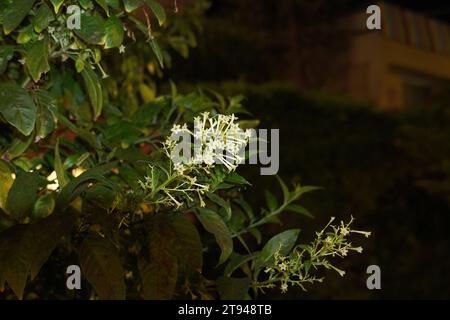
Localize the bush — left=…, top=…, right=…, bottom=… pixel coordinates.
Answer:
left=0, top=1, right=369, bottom=300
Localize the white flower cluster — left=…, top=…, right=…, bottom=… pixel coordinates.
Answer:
left=258, top=216, right=371, bottom=293
left=164, top=112, right=251, bottom=174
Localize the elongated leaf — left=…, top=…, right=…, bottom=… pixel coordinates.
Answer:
left=254, top=229, right=300, bottom=271
left=196, top=208, right=233, bottom=265
left=0, top=83, right=37, bottom=136
left=54, top=139, right=68, bottom=188
left=145, top=0, right=166, bottom=26
left=206, top=192, right=231, bottom=221
left=234, top=198, right=255, bottom=222
left=264, top=190, right=278, bottom=212
left=293, top=185, right=323, bottom=198
left=217, top=276, right=250, bottom=300
left=81, top=67, right=103, bottom=120
left=285, top=204, right=314, bottom=218
left=6, top=171, right=40, bottom=219
left=276, top=175, right=290, bottom=202
left=35, top=101, right=55, bottom=140
left=226, top=172, right=251, bottom=186
left=149, top=38, right=164, bottom=68
left=2, top=0, right=36, bottom=34
left=224, top=253, right=259, bottom=277
left=79, top=234, right=125, bottom=300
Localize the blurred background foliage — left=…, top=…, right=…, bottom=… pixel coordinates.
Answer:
left=164, top=0, right=450, bottom=299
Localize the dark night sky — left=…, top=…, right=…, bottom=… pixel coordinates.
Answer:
left=371, top=0, right=450, bottom=22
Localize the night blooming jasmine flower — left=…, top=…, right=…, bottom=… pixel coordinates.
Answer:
left=256, top=216, right=371, bottom=293
left=278, top=262, right=288, bottom=272
left=141, top=113, right=250, bottom=209
left=164, top=112, right=251, bottom=174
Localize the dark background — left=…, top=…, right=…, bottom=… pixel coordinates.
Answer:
left=165, top=0, right=450, bottom=299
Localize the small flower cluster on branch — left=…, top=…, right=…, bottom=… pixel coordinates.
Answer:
left=164, top=112, right=251, bottom=174
left=256, top=216, right=371, bottom=293
left=140, top=113, right=250, bottom=209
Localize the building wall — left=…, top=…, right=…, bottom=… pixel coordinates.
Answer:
left=346, top=2, right=450, bottom=110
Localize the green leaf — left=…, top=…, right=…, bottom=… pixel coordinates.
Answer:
left=217, top=276, right=250, bottom=300
left=106, top=0, right=120, bottom=9
left=2, top=0, right=36, bottom=35
left=27, top=39, right=50, bottom=82
left=123, top=0, right=142, bottom=12
left=54, top=139, right=68, bottom=189
left=56, top=170, right=111, bottom=211
left=95, top=0, right=109, bottom=14
left=226, top=172, right=251, bottom=186
left=32, top=4, right=54, bottom=33
left=75, top=57, right=85, bottom=73
left=0, top=45, right=14, bottom=74
left=276, top=176, right=290, bottom=202
left=224, top=253, right=259, bottom=277
left=32, top=194, right=55, bottom=219
left=104, top=15, right=124, bottom=49
left=49, top=0, right=64, bottom=13
left=234, top=198, right=255, bottom=222
left=6, top=172, right=40, bottom=220
left=285, top=204, right=314, bottom=218
left=293, top=185, right=322, bottom=199
left=0, top=83, right=37, bottom=136
left=149, top=37, right=164, bottom=68
left=145, top=0, right=166, bottom=26
left=264, top=190, right=278, bottom=212
left=249, top=227, right=262, bottom=244
left=81, top=67, right=103, bottom=120
left=35, top=100, right=55, bottom=140
left=254, top=229, right=300, bottom=271
left=196, top=208, right=233, bottom=265
left=206, top=192, right=231, bottom=221
left=5, top=133, right=34, bottom=159
left=79, top=234, right=125, bottom=300
left=16, top=25, right=36, bottom=44
left=78, top=0, right=94, bottom=10
left=55, top=111, right=101, bottom=149
left=74, top=14, right=106, bottom=45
